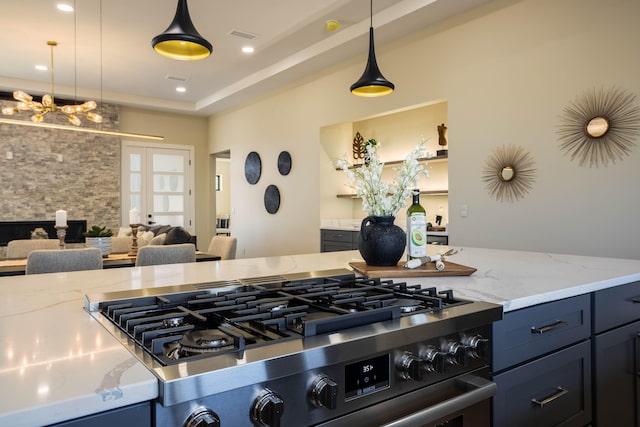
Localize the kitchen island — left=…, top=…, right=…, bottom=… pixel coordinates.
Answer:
left=1, top=247, right=640, bottom=426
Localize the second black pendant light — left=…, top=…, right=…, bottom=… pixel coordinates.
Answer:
left=152, top=0, right=212, bottom=61
left=350, top=0, right=394, bottom=97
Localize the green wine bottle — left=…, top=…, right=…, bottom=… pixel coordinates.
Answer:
left=406, top=189, right=427, bottom=260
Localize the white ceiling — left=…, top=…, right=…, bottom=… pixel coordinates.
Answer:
left=0, top=0, right=492, bottom=115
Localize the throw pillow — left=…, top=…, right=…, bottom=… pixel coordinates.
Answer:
left=150, top=233, right=167, bottom=245
left=165, top=227, right=192, bottom=245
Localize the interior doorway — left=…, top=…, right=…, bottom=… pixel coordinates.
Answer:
left=213, top=150, right=231, bottom=235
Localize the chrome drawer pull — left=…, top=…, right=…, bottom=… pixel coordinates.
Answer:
left=531, top=387, right=568, bottom=407
left=632, top=297, right=640, bottom=303
left=531, top=320, right=567, bottom=334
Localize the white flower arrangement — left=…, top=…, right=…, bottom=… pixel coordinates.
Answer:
left=336, top=137, right=431, bottom=217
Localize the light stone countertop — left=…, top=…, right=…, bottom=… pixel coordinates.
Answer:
left=1, top=247, right=640, bottom=426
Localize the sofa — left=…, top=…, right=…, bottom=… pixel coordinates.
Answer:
left=112, top=225, right=197, bottom=254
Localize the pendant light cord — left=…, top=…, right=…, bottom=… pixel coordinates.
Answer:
left=73, top=0, right=77, bottom=102
left=370, top=0, right=373, bottom=27
left=99, top=0, right=104, bottom=123
left=49, top=43, right=55, bottom=101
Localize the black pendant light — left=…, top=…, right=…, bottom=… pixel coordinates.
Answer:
left=152, top=0, right=212, bottom=61
left=350, top=0, right=394, bottom=97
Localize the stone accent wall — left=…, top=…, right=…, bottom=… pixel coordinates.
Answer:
left=0, top=102, right=122, bottom=246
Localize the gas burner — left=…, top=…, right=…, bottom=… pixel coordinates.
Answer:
left=163, top=317, right=185, bottom=328
left=393, top=299, right=423, bottom=314
left=180, top=330, right=232, bottom=352
left=165, top=330, right=236, bottom=361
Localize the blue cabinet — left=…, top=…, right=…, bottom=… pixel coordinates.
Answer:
left=592, top=280, right=640, bottom=426
left=50, top=402, right=151, bottom=427
left=491, top=294, right=592, bottom=426
left=321, top=229, right=358, bottom=252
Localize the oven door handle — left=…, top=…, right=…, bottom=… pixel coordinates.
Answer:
left=380, top=375, right=497, bottom=427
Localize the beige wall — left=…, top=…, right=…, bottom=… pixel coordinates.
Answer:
left=119, top=107, right=211, bottom=247
left=208, top=0, right=640, bottom=259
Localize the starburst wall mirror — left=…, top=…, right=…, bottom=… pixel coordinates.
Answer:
left=557, top=86, right=640, bottom=167
left=482, top=144, right=536, bottom=203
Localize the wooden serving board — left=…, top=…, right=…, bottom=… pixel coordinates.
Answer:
left=349, top=260, right=476, bottom=278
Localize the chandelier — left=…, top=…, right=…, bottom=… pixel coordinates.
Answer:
left=1, top=41, right=102, bottom=126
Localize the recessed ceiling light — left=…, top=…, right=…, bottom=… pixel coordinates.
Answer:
left=35, top=65, right=48, bottom=71
left=242, top=46, right=254, bottom=54
left=176, top=87, right=187, bottom=93
left=56, top=4, right=74, bottom=12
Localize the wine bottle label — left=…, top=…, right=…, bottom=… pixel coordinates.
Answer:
left=407, top=213, right=427, bottom=258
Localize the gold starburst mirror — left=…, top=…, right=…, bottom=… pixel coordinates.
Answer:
left=557, top=86, right=640, bottom=167
left=482, top=145, right=535, bottom=203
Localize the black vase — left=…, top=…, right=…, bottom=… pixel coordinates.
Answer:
left=358, top=216, right=406, bottom=266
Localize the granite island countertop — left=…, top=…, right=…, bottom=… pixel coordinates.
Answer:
left=2, top=247, right=640, bottom=426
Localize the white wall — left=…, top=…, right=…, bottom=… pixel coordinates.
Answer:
left=209, top=0, right=640, bottom=260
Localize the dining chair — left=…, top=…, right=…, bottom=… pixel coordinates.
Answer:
left=7, top=239, right=60, bottom=259
left=25, top=248, right=103, bottom=274
left=134, top=243, right=196, bottom=267
left=207, top=236, right=237, bottom=260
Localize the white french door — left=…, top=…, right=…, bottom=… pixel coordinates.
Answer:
left=121, top=142, right=195, bottom=232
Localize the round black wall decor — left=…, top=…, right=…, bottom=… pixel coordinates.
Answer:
left=277, top=151, right=292, bottom=176
left=244, top=151, right=262, bottom=184
left=264, top=185, right=281, bottom=214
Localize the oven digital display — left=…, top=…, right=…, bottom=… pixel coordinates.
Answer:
left=344, top=354, right=390, bottom=400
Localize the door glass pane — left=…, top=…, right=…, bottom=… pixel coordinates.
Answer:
left=130, top=154, right=141, bottom=171
left=130, top=194, right=141, bottom=211
left=154, top=195, right=184, bottom=212
left=153, top=154, right=184, bottom=173
left=153, top=175, right=183, bottom=192
left=154, top=215, right=184, bottom=227
left=130, top=173, right=141, bottom=192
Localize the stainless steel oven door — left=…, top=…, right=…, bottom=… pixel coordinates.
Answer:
left=316, top=373, right=496, bottom=427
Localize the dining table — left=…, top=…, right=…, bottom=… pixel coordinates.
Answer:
left=0, top=251, right=220, bottom=276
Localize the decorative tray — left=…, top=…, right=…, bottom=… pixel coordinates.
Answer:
left=349, top=260, right=476, bottom=278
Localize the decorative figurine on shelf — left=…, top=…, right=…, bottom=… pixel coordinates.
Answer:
left=352, top=133, right=378, bottom=165
left=352, top=132, right=365, bottom=163
left=437, top=123, right=448, bottom=157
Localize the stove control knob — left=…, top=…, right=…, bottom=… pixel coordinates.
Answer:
left=252, top=389, right=284, bottom=427
left=462, top=334, right=489, bottom=359
left=184, top=408, right=220, bottom=427
left=421, top=346, right=445, bottom=373
left=310, top=375, right=338, bottom=409
left=445, top=341, right=466, bottom=366
left=397, top=351, right=423, bottom=380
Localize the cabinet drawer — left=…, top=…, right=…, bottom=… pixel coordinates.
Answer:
left=593, top=280, right=640, bottom=333
left=492, top=294, right=591, bottom=372
left=321, top=230, right=357, bottom=244
left=492, top=340, right=591, bottom=427
left=322, top=242, right=355, bottom=252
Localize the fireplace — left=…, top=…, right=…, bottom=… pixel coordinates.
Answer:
left=0, top=220, right=87, bottom=246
